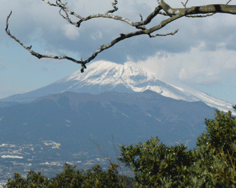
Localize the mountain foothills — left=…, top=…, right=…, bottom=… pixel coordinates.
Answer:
left=2, top=61, right=234, bottom=113
left=0, top=61, right=234, bottom=183
left=0, top=90, right=215, bottom=154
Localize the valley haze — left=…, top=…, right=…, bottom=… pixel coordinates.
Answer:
left=1, top=0, right=236, bottom=186
left=0, top=61, right=234, bottom=184
left=1, top=61, right=234, bottom=113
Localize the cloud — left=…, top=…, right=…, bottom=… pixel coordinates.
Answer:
left=132, top=42, right=236, bottom=85
left=90, top=31, right=103, bottom=41
left=1, top=0, right=236, bottom=63
left=1, top=0, right=236, bottom=103
left=62, top=24, right=80, bottom=40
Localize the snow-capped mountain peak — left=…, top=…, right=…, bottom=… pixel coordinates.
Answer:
left=62, top=61, right=156, bottom=85
left=2, top=60, right=235, bottom=114
left=57, top=60, right=235, bottom=113
left=56, top=61, right=198, bottom=101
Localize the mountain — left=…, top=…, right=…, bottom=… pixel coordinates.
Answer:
left=0, top=61, right=231, bottom=179
left=0, top=90, right=217, bottom=178
left=1, top=61, right=234, bottom=113
left=0, top=91, right=215, bottom=158
left=0, top=101, right=19, bottom=109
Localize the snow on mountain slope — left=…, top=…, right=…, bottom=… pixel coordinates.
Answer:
left=1, top=60, right=234, bottom=114
left=56, top=60, right=234, bottom=113
left=57, top=61, right=198, bottom=101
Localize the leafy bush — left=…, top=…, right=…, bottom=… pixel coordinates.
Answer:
left=119, top=110, right=236, bottom=187
left=5, top=110, right=236, bottom=187
left=5, top=163, right=127, bottom=188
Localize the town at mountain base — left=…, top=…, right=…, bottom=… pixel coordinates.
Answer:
left=0, top=61, right=234, bottom=182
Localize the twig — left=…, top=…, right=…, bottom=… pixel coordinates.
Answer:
left=5, top=11, right=87, bottom=72
left=186, top=13, right=215, bottom=18
left=6, top=5, right=177, bottom=72
left=181, top=0, right=189, bottom=8
left=226, top=0, right=232, bottom=5
left=106, top=0, right=118, bottom=14
left=43, top=0, right=134, bottom=28
left=89, top=139, right=112, bottom=164
left=110, top=135, right=125, bottom=174
left=148, top=29, right=178, bottom=38
left=6, top=0, right=236, bottom=72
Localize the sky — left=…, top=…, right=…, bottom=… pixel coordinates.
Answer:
left=0, top=0, right=236, bottom=104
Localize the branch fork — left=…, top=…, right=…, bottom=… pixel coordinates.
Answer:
left=6, top=0, right=236, bottom=72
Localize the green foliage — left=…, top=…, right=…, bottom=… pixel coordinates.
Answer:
left=188, top=111, right=236, bottom=187
left=4, top=170, right=51, bottom=188
left=204, top=111, right=236, bottom=153
left=5, top=163, right=127, bottom=188
left=119, top=110, right=236, bottom=187
left=233, top=105, right=236, bottom=110
left=4, top=110, right=236, bottom=187
left=119, top=137, right=194, bottom=187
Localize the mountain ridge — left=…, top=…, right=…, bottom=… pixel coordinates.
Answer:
left=1, top=61, right=234, bottom=113
left=0, top=90, right=218, bottom=178
left=0, top=90, right=215, bottom=151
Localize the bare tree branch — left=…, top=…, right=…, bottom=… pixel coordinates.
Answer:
left=180, top=0, right=214, bottom=18
left=181, top=0, right=189, bottom=8
left=185, top=13, right=215, bottom=18
left=89, top=138, right=113, bottom=165
left=157, top=0, right=236, bottom=16
left=43, top=0, right=134, bottom=28
left=6, top=11, right=87, bottom=72
left=227, top=0, right=232, bottom=5
left=105, top=0, right=118, bottom=14
left=5, top=0, right=236, bottom=72
left=148, top=29, right=179, bottom=38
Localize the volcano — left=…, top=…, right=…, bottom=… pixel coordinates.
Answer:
left=1, top=61, right=234, bottom=113
left=0, top=61, right=234, bottom=176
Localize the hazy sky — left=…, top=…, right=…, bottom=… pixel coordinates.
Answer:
left=0, top=0, right=236, bottom=104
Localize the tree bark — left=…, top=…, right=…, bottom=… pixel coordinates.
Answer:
left=5, top=0, right=236, bottom=72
